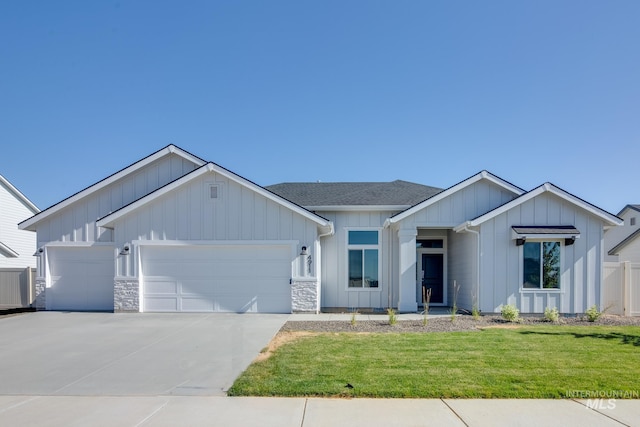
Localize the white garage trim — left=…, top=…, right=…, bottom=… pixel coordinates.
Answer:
left=137, top=241, right=297, bottom=313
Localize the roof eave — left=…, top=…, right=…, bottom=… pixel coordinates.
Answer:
left=19, top=145, right=205, bottom=231
left=97, top=163, right=332, bottom=229
left=0, top=175, right=40, bottom=214
left=388, top=171, right=525, bottom=225
left=306, top=205, right=411, bottom=212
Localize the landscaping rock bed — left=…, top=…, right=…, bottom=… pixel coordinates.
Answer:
left=280, top=314, right=640, bottom=334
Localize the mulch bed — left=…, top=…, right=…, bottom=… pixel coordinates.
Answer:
left=280, top=314, right=640, bottom=334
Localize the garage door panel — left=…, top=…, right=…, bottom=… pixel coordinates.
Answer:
left=142, top=245, right=292, bottom=313
left=181, top=297, right=214, bottom=312
left=145, top=280, right=179, bottom=294
left=144, top=297, right=179, bottom=312
left=48, top=247, right=114, bottom=311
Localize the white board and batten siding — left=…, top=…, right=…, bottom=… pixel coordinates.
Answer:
left=318, top=210, right=395, bottom=309
left=478, top=192, right=605, bottom=314
left=35, top=154, right=198, bottom=246
left=110, top=171, right=320, bottom=313
left=400, top=180, right=518, bottom=228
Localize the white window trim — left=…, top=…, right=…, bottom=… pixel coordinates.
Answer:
left=519, top=238, right=564, bottom=293
left=345, top=227, right=382, bottom=292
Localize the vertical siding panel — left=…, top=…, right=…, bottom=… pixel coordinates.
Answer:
left=226, top=182, right=240, bottom=240
left=134, top=173, right=146, bottom=200
left=189, top=181, right=201, bottom=240
left=158, top=158, right=171, bottom=186
left=241, top=189, right=254, bottom=240
left=164, top=195, right=176, bottom=240
left=266, top=201, right=279, bottom=240
left=279, top=208, right=292, bottom=240
left=533, top=197, right=547, bottom=224
left=176, top=188, right=189, bottom=240
left=253, top=196, right=266, bottom=240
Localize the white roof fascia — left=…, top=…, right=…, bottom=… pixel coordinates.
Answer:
left=97, top=163, right=331, bottom=229
left=0, top=175, right=39, bottom=214
left=306, top=205, right=411, bottom=212
left=0, top=241, right=20, bottom=258
left=19, top=145, right=205, bottom=231
left=385, top=171, right=525, bottom=227
left=461, top=183, right=623, bottom=229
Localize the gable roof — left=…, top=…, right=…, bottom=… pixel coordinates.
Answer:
left=454, top=182, right=623, bottom=232
left=617, top=204, right=640, bottom=216
left=19, top=145, right=205, bottom=231
left=0, top=175, right=40, bottom=214
left=385, top=171, right=525, bottom=226
left=265, top=180, right=443, bottom=209
left=608, top=228, right=640, bottom=255
left=97, top=162, right=333, bottom=232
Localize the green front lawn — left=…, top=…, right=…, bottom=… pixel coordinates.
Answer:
left=228, top=326, right=640, bottom=398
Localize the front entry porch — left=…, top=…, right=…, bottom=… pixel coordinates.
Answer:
left=398, top=228, right=452, bottom=312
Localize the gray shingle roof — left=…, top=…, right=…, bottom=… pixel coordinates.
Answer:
left=265, top=180, right=443, bottom=207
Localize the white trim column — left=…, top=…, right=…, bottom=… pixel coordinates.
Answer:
left=398, top=228, right=418, bottom=312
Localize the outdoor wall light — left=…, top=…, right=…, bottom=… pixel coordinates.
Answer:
left=516, top=237, right=526, bottom=246
left=565, top=236, right=576, bottom=246
left=119, top=245, right=130, bottom=256
left=33, top=247, right=44, bottom=256
left=300, top=246, right=308, bottom=256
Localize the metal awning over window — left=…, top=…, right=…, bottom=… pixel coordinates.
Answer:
left=511, top=225, right=580, bottom=246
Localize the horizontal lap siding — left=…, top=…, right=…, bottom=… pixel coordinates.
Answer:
left=0, top=184, right=37, bottom=269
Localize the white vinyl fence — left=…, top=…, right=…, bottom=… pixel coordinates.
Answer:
left=603, top=262, right=640, bottom=316
left=0, top=267, right=35, bottom=309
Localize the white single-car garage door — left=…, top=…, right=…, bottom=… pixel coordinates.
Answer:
left=142, top=244, right=292, bottom=313
left=48, top=246, right=115, bottom=311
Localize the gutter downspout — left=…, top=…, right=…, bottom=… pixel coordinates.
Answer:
left=456, top=222, right=480, bottom=310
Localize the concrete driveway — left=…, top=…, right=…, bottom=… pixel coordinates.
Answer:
left=0, top=312, right=288, bottom=396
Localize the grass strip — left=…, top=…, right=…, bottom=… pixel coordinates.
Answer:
left=228, top=326, right=640, bottom=398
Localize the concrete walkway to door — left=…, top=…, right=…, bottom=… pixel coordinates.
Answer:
left=0, top=312, right=288, bottom=396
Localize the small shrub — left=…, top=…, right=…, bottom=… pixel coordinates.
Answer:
left=544, top=307, right=559, bottom=323
left=471, top=292, right=480, bottom=320
left=585, top=305, right=602, bottom=322
left=350, top=310, right=358, bottom=326
left=501, top=304, right=519, bottom=322
left=422, top=288, right=431, bottom=326
left=387, top=308, right=397, bottom=326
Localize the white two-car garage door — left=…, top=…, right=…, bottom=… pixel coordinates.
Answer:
left=142, top=245, right=292, bottom=313
left=48, top=246, right=115, bottom=311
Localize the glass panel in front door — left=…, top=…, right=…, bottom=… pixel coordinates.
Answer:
left=422, top=253, right=444, bottom=304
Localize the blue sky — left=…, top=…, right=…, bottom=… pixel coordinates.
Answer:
left=1, top=1, right=638, bottom=214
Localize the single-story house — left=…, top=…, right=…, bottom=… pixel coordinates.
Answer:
left=605, top=205, right=640, bottom=263
left=19, top=145, right=622, bottom=314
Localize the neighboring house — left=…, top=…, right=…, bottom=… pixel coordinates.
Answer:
left=0, top=175, right=39, bottom=269
left=19, top=145, right=622, bottom=314
left=605, top=205, right=640, bottom=262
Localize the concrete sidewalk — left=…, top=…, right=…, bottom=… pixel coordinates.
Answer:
left=1, top=396, right=638, bottom=426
